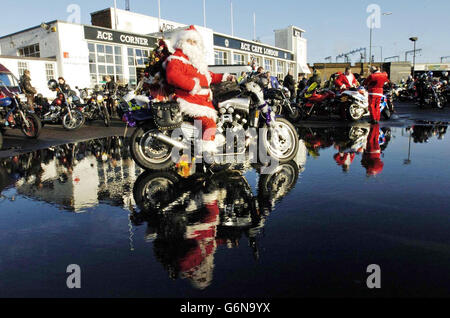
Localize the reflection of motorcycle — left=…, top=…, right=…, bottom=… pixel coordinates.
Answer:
left=409, top=123, right=447, bottom=143
left=131, top=161, right=299, bottom=288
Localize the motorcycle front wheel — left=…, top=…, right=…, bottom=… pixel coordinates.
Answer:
left=21, top=113, right=42, bottom=139
left=62, top=110, right=85, bottom=130
left=130, top=127, right=175, bottom=170
left=287, top=105, right=301, bottom=123
left=102, top=106, right=111, bottom=127
left=133, top=170, right=180, bottom=212
left=261, top=117, right=299, bottom=164
left=347, top=103, right=364, bottom=121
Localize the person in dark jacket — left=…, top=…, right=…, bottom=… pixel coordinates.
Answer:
left=19, top=70, right=37, bottom=109
left=283, top=70, right=296, bottom=100
left=104, top=75, right=117, bottom=116
left=307, top=68, right=321, bottom=87
left=57, top=77, right=71, bottom=94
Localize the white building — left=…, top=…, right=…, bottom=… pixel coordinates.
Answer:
left=0, top=7, right=309, bottom=98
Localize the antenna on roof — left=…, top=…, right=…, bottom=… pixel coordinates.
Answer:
left=125, top=0, right=130, bottom=11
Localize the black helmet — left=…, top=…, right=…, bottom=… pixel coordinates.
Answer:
left=48, top=79, right=58, bottom=91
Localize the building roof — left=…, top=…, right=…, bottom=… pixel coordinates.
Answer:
left=0, top=20, right=58, bottom=39
left=0, top=55, right=57, bottom=61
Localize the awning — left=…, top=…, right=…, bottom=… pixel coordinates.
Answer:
left=298, top=63, right=311, bottom=74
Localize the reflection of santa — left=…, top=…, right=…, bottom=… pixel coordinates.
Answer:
left=361, top=124, right=384, bottom=176
left=334, top=152, right=356, bottom=172
left=179, top=190, right=222, bottom=290
left=164, top=25, right=231, bottom=153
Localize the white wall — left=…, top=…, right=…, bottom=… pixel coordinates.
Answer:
left=55, top=22, right=91, bottom=90
left=0, top=57, right=57, bottom=98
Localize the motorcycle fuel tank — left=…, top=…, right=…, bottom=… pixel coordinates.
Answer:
left=218, top=97, right=250, bottom=113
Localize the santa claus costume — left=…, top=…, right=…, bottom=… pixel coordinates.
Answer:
left=164, top=25, right=229, bottom=153
left=361, top=124, right=384, bottom=176
left=335, top=71, right=358, bottom=90
left=365, top=67, right=389, bottom=123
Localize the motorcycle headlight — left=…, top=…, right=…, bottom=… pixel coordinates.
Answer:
left=97, top=95, right=104, bottom=102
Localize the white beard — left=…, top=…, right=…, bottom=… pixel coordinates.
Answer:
left=178, top=41, right=209, bottom=76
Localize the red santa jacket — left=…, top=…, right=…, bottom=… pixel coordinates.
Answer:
left=165, top=49, right=226, bottom=121
left=365, top=71, right=389, bottom=95
left=335, top=73, right=358, bottom=89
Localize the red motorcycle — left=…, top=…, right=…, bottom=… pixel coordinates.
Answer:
left=293, top=82, right=338, bottom=121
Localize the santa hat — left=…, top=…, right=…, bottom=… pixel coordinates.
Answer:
left=173, top=25, right=204, bottom=50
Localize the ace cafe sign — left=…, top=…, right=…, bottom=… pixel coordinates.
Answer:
left=84, top=26, right=156, bottom=47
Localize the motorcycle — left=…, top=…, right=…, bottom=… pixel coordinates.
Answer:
left=338, top=86, right=392, bottom=121
left=36, top=80, right=85, bottom=130
left=0, top=80, right=42, bottom=139
left=125, top=73, right=300, bottom=171
left=264, top=85, right=300, bottom=121
left=80, top=89, right=111, bottom=127
left=417, top=76, right=446, bottom=109
left=293, top=82, right=337, bottom=121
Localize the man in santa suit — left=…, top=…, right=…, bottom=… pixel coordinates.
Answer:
left=361, top=124, right=384, bottom=176
left=365, top=66, right=389, bottom=124
left=335, top=67, right=359, bottom=91
left=164, top=25, right=232, bottom=153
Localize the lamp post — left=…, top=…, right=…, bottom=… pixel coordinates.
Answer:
left=409, top=37, right=418, bottom=76
left=369, top=12, right=391, bottom=69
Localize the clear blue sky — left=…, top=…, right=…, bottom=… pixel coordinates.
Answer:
left=2, top=0, right=450, bottom=63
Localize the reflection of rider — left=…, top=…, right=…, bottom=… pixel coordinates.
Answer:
left=361, top=124, right=384, bottom=176
left=334, top=152, right=356, bottom=172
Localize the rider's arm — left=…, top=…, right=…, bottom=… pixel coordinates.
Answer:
left=165, top=60, right=198, bottom=91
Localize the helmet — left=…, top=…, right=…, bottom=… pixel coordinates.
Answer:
left=48, top=79, right=58, bottom=90
left=54, top=98, right=62, bottom=106
left=442, top=71, right=448, bottom=77
left=427, top=71, right=433, bottom=78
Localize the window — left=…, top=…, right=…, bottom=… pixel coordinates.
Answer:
left=18, top=61, right=29, bottom=76
left=288, top=63, right=295, bottom=76
left=233, top=53, right=245, bottom=65
left=18, top=43, right=40, bottom=57
left=264, top=59, right=275, bottom=73
left=45, top=63, right=55, bottom=81
left=88, top=42, right=123, bottom=86
left=277, top=61, right=286, bottom=79
left=127, top=48, right=150, bottom=86
left=214, top=50, right=229, bottom=65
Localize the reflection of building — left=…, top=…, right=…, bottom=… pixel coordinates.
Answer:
left=0, top=7, right=309, bottom=97
left=14, top=141, right=142, bottom=212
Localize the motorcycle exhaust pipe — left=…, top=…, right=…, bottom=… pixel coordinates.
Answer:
left=149, top=131, right=189, bottom=150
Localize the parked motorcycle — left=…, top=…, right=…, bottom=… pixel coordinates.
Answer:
left=264, top=85, right=300, bottom=121
left=338, top=86, right=391, bottom=121
left=0, top=80, right=42, bottom=139
left=126, top=73, right=299, bottom=170
left=293, top=82, right=337, bottom=121
left=80, top=89, right=111, bottom=127
left=36, top=79, right=85, bottom=130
